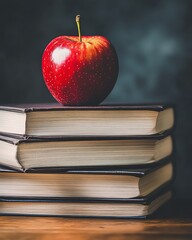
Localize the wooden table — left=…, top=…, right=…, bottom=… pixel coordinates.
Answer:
left=0, top=199, right=192, bottom=240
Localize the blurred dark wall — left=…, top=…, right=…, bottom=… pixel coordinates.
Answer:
left=0, top=0, right=192, bottom=197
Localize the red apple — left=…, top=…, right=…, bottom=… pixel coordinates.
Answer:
left=42, top=15, right=118, bottom=105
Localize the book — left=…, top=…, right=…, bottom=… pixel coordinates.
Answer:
left=0, top=161, right=173, bottom=199
left=0, top=189, right=172, bottom=218
left=0, top=103, right=174, bottom=137
left=0, top=133, right=173, bottom=171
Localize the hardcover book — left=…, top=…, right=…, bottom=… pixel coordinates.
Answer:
left=0, top=103, right=174, bottom=137
left=0, top=161, right=173, bottom=199
left=0, top=188, right=172, bottom=218
left=0, top=133, right=173, bottom=171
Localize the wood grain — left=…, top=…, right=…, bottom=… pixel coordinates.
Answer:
left=0, top=199, right=192, bottom=240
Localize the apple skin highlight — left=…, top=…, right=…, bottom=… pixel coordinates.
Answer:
left=42, top=35, right=119, bottom=105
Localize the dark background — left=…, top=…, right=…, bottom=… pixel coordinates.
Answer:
left=0, top=0, right=192, bottom=198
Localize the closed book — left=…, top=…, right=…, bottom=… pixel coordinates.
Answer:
left=0, top=133, right=173, bottom=171
left=0, top=188, right=172, bottom=218
left=0, top=161, right=173, bottom=199
left=0, top=103, right=174, bottom=137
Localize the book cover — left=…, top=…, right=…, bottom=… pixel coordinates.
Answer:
left=0, top=130, right=172, bottom=143
left=0, top=103, right=173, bottom=113
left=0, top=157, right=172, bottom=175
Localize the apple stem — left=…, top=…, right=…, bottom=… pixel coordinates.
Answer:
left=76, top=15, right=82, bottom=42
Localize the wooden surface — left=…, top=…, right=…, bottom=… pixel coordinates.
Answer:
left=0, top=199, right=192, bottom=240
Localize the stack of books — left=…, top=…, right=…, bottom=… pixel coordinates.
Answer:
left=0, top=103, right=174, bottom=218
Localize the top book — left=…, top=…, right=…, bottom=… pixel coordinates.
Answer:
left=0, top=103, right=174, bottom=137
